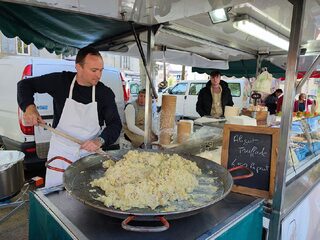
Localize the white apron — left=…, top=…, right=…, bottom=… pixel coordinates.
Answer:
left=45, top=77, right=100, bottom=188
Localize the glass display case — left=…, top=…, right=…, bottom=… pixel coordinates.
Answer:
left=287, top=116, right=320, bottom=181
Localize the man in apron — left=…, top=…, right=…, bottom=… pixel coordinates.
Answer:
left=123, top=89, right=157, bottom=148
left=17, top=47, right=122, bottom=188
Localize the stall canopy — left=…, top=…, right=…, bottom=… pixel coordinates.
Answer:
left=192, top=59, right=286, bottom=78
left=0, top=1, right=146, bottom=55
left=279, top=71, right=320, bottom=80
left=107, top=42, right=229, bottom=69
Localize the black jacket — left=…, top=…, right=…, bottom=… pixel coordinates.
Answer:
left=17, top=71, right=122, bottom=147
left=196, top=80, right=234, bottom=117
left=264, top=93, right=278, bottom=115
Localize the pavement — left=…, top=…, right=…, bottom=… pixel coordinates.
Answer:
left=0, top=185, right=30, bottom=240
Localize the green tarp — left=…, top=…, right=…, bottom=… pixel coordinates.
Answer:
left=192, top=59, right=286, bottom=78
left=0, top=2, right=145, bottom=55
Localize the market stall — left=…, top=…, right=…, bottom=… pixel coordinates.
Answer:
left=1, top=1, right=320, bottom=240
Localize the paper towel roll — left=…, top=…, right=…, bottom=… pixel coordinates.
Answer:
left=159, top=95, right=177, bottom=144
left=161, top=95, right=176, bottom=115
left=177, top=120, right=193, bottom=143
left=160, top=95, right=176, bottom=129
left=159, top=129, right=173, bottom=145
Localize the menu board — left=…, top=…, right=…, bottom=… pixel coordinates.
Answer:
left=222, top=124, right=279, bottom=198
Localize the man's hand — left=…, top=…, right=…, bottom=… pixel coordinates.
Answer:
left=23, top=104, right=45, bottom=126
left=80, top=138, right=102, bottom=152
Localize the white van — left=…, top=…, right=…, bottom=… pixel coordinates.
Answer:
left=159, top=78, right=251, bottom=119
left=0, top=56, right=125, bottom=169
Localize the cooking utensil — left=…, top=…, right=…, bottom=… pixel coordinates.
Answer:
left=0, top=151, right=25, bottom=201
left=38, top=123, right=109, bottom=157
left=64, top=149, right=235, bottom=232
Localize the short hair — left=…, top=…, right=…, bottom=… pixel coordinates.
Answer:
left=139, top=89, right=146, bottom=94
left=210, top=71, right=221, bottom=78
left=76, top=47, right=102, bottom=66
left=275, top=89, right=283, bottom=94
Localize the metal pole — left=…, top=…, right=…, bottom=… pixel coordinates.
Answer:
left=130, top=22, right=158, bottom=99
left=268, top=0, right=305, bottom=239
left=182, top=65, right=186, bottom=80
left=296, top=54, right=320, bottom=93
left=144, top=27, right=154, bottom=148
left=255, top=54, right=262, bottom=77
left=163, top=50, right=167, bottom=82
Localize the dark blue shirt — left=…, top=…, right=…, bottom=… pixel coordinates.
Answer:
left=298, top=102, right=305, bottom=112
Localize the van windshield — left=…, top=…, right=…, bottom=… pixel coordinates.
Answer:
left=189, top=83, right=206, bottom=95
left=171, top=83, right=188, bottom=95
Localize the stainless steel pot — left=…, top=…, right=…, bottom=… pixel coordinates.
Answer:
left=0, top=151, right=25, bottom=201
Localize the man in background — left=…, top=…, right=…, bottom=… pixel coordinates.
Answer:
left=124, top=89, right=157, bottom=147
left=196, top=71, right=233, bottom=118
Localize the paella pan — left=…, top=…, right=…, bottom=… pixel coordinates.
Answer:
left=63, top=149, right=236, bottom=232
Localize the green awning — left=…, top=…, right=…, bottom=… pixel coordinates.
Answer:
left=0, top=2, right=145, bottom=55
left=192, top=59, right=286, bottom=78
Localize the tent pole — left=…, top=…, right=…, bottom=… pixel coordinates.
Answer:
left=296, top=54, right=320, bottom=93
left=143, top=27, right=154, bottom=148
left=182, top=65, right=186, bottom=80
left=268, top=0, right=305, bottom=239
left=130, top=22, right=158, bottom=99
left=163, top=48, right=167, bottom=83
left=255, top=55, right=262, bottom=77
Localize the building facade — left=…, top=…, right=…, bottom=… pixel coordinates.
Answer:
left=0, top=32, right=140, bottom=74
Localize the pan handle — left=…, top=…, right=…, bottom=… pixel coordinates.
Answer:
left=228, top=166, right=254, bottom=180
left=121, top=215, right=170, bottom=232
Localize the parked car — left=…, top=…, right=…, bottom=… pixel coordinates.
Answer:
left=0, top=56, right=125, bottom=176
left=157, top=78, right=251, bottom=119
left=126, top=80, right=141, bottom=103
left=120, top=71, right=141, bottom=103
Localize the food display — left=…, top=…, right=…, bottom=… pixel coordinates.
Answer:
left=241, top=105, right=268, bottom=126
left=247, top=105, right=268, bottom=112
left=289, top=116, right=320, bottom=165
left=91, top=150, right=218, bottom=211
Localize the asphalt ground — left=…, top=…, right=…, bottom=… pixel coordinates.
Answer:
left=0, top=185, right=31, bottom=240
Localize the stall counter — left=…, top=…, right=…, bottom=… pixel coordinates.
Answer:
left=29, top=190, right=263, bottom=240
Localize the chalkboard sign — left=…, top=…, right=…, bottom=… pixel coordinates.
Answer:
left=222, top=124, right=279, bottom=198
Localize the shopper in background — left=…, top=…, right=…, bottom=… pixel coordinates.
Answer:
left=196, top=71, right=233, bottom=118
left=265, top=89, right=283, bottom=115
left=276, top=95, right=284, bottom=114
left=294, top=93, right=317, bottom=112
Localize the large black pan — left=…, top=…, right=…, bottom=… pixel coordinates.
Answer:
left=63, top=149, right=236, bottom=232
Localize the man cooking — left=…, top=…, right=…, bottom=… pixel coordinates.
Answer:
left=196, top=71, right=234, bottom=118
left=17, top=47, right=122, bottom=188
